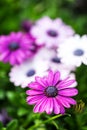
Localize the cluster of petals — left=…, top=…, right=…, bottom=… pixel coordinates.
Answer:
left=26, top=70, right=78, bottom=114
left=9, top=47, right=77, bottom=88
left=0, top=16, right=79, bottom=115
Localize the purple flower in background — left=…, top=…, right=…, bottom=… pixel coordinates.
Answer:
left=26, top=70, right=78, bottom=114
left=0, top=32, right=34, bottom=65
left=21, top=20, right=33, bottom=32
left=0, top=109, right=12, bottom=126
left=30, top=16, right=75, bottom=48
left=27, top=35, right=40, bottom=54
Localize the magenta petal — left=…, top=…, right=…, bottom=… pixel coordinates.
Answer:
left=40, top=77, right=48, bottom=87
left=33, top=96, right=47, bottom=113
left=47, top=70, right=54, bottom=86
left=2, top=56, right=9, bottom=62
left=16, top=52, right=24, bottom=64
left=29, top=82, right=44, bottom=90
left=27, top=95, right=44, bottom=105
left=55, top=96, right=65, bottom=114
left=0, top=51, right=10, bottom=61
left=45, top=98, right=53, bottom=114
left=59, top=104, right=65, bottom=114
left=58, top=88, right=78, bottom=97
left=17, top=50, right=25, bottom=59
left=53, top=98, right=60, bottom=114
left=35, top=76, right=47, bottom=87
left=39, top=98, right=48, bottom=113
left=62, top=97, right=77, bottom=105
left=26, top=90, right=43, bottom=95
left=53, top=71, right=60, bottom=86
left=9, top=53, right=16, bottom=65
left=56, top=96, right=70, bottom=108
left=57, top=80, right=75, bottom=90
left=58, top=77, right=70, bottom=85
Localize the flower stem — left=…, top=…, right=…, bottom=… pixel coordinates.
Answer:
left=27, top=114, right=62, bottom=130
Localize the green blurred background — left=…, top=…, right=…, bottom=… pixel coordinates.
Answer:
left=0, top=0, right=87, bottom=130
left=0, top=0, right=87, bottom=35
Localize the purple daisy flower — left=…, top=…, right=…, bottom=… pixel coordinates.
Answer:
left=0, top=32, right=34, bottom=65
left=0, top=109, right=12, bottom=126
left=21, top=20, right=33, bottom=32
left=26, top=70, right=78, bottom=114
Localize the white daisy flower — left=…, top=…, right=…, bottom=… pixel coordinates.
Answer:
left=35, top=47, right=76, bottom=79
left=58, top=35, right=87, bottom=67
left=9, top=58, right=48, bottom=88
left=30, top=16, right=74, bottom=48
left=34, top=47, right=56, bottom=61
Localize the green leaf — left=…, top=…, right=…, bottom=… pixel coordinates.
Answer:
left=17, top=108, right=28, bottom=116
left=7, top=119, right=18, bottom=130
left=0, top=122, right=3, bottom=128
left=0, top=90, right=5, bottom=99
left=82, top=126, right=87, bottom=130
left=19, top=127, right=25, bottom=130
left=1, top=128, right=6, bottom=130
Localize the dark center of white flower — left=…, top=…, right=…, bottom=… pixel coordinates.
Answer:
left=47, top=30, right=58, bottom=37
left=45, top=86, right=58, bottom=97
left=26, top=69, right=35, bottom=77
left=73, top=49, right=84, bottom=56
left=9, top=42, right=19, bottom=51
left=51, top=57, right=61, bottom=63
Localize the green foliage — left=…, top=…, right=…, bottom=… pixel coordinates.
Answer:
left=6, top=120, right=18, bottom=130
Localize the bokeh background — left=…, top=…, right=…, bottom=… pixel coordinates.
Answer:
left=0, top=0, right=87, bottom=130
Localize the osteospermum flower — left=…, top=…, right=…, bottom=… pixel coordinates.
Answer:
left=0, top=109, right=12, bottom=126
left=0, top=32, right=34, bottom=65
left=48, top=57, right=76, bottom=79
left=9, top=59, right=48, bottom=88
left=30, top=16, right=75, bottom=48
left=21, top=20, right=33, bottom=32
left=58, top=35, right=87, bottom=66
left=35, top=47, right=76, bottom=79
left=26, top=70, right=78, bottom=114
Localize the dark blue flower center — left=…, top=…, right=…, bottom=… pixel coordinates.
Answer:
left=26, top=69, right=35, bottom=77
left=45, top=86, right=58, bottom=97
left=9, top=42, right=19, bottom=51
left=51, top=57, right=61, bottom=63
left=73, top=49, right=84, bottom=56
left=47, top=30, right=58, bottom=37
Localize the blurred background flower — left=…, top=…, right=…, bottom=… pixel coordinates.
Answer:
left=0, top=109, right=12, bottom=126
left=30, top=16, right=74, bottom=48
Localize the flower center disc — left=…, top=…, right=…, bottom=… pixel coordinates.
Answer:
left=51, top=57, right=61, bottom=63
left=26, top=69, right=35, bottom=77
left=47, top=30, right=58, bottom=37
left=73, top=49, right=84, bottom=56
left=9, top=42, right=19, bottom=51
left=45, top=86, right=58, bottom=97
